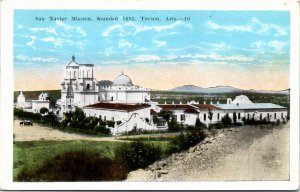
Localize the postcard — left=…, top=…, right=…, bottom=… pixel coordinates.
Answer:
left=0, top=0, right=299, bottom=190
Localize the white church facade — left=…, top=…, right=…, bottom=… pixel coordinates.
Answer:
left=15, top=56, right=289, bottom=135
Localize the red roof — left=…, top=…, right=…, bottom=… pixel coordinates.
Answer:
left=84, top=103, right=150, bottom=111
left=192, top=104, right=221, bottom=110
left=184, top=108, right=199, bottom=114
left=157, top=104, right=197, bottom=110
left=150, top=109, right=158, bottom=115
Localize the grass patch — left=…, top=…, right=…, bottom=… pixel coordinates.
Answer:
left=13, top=140, right=123, bottom=180
left=13, top=140, right=170, bottom=181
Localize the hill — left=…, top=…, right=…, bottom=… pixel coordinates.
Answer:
left=170, top=85, right=289, bottom=95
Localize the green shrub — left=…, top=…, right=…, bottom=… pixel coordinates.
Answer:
left=115, top=141, right=162, bottom=171
left=221, top=113, right=232, bottom=125
left=167, top=130, right=207, bottom=154
left=168, top=118, right=180, bottom=132
left=94, top=125, right=111, bottom=135
left=16, top=151, right=127, bottom=181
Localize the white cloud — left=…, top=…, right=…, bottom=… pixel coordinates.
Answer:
left=102, top=21, right=192, bottom=37
left=26, top=36, right=37, bottom=49
left=153, top=40, right=167, bottom=47
left=251, top=40, right=287, bottom=52
left=29, top=27, right=58, bottom=36
left=41, top=36, right=83, bottom=49
left=207, top=21, right=252, bottom=32
left=15, top=55, right=57, bottom=62
left=251, top=17, right=287, bottom=36
left=103, top=47, right=114, bottom=56
left=207, top=17, right=287, bottom=36
left=56, top=21, right=87, bottom=37
left=118, top=39, right=135, bottom=48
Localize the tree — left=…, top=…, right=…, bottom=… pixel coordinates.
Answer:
left=208, top=110, right=213, bottom=123
left=158, top=109, right=173, bottom=121
left=39, top=107, right=48, bottom=115
left=168, top=117, right=180, bottom=132
left=195, top=117, right=203, bottom=130
left=221, top=113, right=232, bottom=126
left=233, top=112, right=237, bottom=124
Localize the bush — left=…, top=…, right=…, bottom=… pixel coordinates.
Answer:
left=115, top=141, right=162, bottom=171
left=16, top=151, right=127, bottom=181
left=168, top=118, right=180, bottom=132
left=208, top=123, right=223, bottom=129
left=167, top=130, right=207, bottom=154
left=221, top=113, right=232, bottom=125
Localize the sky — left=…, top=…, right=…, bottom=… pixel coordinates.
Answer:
left=14, top=10, right=290, bottom=91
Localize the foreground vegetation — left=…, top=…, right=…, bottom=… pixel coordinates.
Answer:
left=14, top=128, right=206, bottom=181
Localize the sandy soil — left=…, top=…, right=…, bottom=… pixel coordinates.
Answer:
left=127, top=123, right=290, bottom=181
left=13, top=120, right=121, bottom=142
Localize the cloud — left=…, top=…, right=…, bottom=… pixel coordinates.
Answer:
left=41, top=36, right=83, bottom=49
left=103, top=47, right=114, bottom=56
left=251, top=17, right=287, bottom=36
left=26, top=36, right=37, bottom=49
left=251, top=40, right=287, bottom=52
left=15, top=55, right=58, bottom=62
left=102, top=20, right=192, bottom=37
left=152, top=40, right=167, bottom=47
left=207, top=17, right=287, bottom=36
left=118, top=39, right=135, bottom=48
left=29, top=27, right=58, bottom=36
left=207, top=21, right=252, bottom=32
left=56, top=21, right=87, bottom=37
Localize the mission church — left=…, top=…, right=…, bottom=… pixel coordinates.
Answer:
left=16, top=56, right=288, bottom=135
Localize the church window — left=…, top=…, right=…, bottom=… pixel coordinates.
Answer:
left=204, top=114, right=206, bottom=121
left=281, top=113, right=283, bottom=119
left=217, top=113, right=220, bottom=120
left=111, top=96, right=113, bottom=101
left=274, top=113, right=276, bottom=119
left=69, top=71, right=71, bottom=78
left=74, top=71, right=76, bottom=78
left=238, top=113, right=241, bottom=119
left=112, top=117, right=114, bottom=121
left=104, top=116, right=106, bottom=121
left=86, top=84, right=90, bottom=89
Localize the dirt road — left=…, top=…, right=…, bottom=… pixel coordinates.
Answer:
left=127, top=123, right=289, bottom=181
left=13, top=120, right=120, bottom=142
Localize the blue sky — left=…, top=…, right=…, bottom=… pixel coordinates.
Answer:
left=14, top=10, right=290, bottom=91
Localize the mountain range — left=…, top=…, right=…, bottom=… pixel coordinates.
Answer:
left=169, top=85, right=289, bottom=94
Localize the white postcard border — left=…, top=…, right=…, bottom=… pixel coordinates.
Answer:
left=0, top=0, right=299, bottom=190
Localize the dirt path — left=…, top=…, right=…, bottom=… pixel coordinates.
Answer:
left=127, top=123, right=289, bottom=181
left=13, top=120, right=121, bottom=142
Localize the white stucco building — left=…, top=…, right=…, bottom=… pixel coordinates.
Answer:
left=16, top=92, right=50, bottom=113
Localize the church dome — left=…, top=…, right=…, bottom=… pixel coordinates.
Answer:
left=232, top=95, right=253, bottom=104
left=113, top=73, right=133, bottom=85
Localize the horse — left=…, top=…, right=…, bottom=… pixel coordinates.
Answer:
left=19, top=121, right=24, bottom=126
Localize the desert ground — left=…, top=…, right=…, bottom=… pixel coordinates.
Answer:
left=13, top=120, right=121, bottom=142
left=127, top=122, right=290, bottom=181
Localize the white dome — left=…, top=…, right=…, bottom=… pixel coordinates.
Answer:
left=232, top=95, right=252, bottom=104
left=113, top=73, right=133, bottom=85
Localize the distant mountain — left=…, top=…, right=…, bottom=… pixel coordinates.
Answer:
left=170, top=85, right=289, bottom=94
